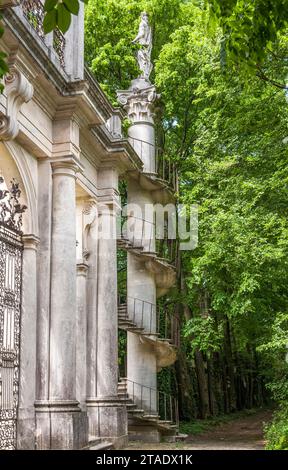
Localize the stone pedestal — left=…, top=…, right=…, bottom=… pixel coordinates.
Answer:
left=86, top=398, right=128, bottom=448
left=128, top=421, right=161, bottom=443
left=35, top=403, right=88, bottom=450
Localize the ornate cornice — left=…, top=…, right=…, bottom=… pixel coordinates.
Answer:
left=0, top=67, right=34, bottom=140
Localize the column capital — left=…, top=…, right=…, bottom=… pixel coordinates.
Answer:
left=76, top=262, right=89, bottom=277
left=22, top=234, right=40, bottom=251
left=50, top=156, right=83, bottom=178
left=97, top=199, right=121, bottom=216
left=97, top=189, right=121, bottom=215
left=117, top=81, right=159, bottom=124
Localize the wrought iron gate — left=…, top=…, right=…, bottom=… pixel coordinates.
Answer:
left=0, top=177, right=26, bottom=449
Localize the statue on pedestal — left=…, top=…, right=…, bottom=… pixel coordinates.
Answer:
left=132, top=12, right=153, bottom=81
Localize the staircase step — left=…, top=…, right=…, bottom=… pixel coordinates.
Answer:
left=126, top=403, right=137, bottom=409
left=175, top=433, right=188, bottom=442
left=83, top=439, right=113, bottom=450
left=142, top=414, right=159, bottom=421
left=129, top=408, right=145, bottom=415
left=88, top=440, right=114, bottom=450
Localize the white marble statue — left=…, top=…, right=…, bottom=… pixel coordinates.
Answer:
left=132, top=12, right=153, bottom=81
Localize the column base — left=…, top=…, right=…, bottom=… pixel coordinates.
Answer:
left=86, top=397, right=128, bottom=449
left=128, top=417, right=177, bottom=443
left=128, top=422, right=161, bottom=443
left=35, top=401, right=88, bottom=450
left=17, top=407, right=36, bottom=449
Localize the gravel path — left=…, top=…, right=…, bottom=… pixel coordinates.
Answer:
left=125, top=409, right=272, bottom=450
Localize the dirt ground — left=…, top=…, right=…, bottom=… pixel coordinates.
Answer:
left=125, top=409, right=272, bottom=450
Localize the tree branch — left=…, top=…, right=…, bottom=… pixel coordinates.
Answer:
left=256, top=65, right=287, bottom=90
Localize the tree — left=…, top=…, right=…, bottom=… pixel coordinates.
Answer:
left=156, top=0, right=288, bottom=422
left=85, top=0, right=288, bottom=424
left=85, top=0, right=183, bottom=101
left=205, top=0, right=288, bottom=61
left=205, top=0, right=288, bottom=86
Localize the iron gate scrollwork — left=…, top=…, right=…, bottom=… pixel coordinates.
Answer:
left=0, top=176, right=27, bottom=450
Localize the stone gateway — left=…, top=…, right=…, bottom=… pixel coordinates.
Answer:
left=0, top=4, right=179, bottom=449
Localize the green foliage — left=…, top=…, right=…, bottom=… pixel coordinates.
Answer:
left=85, top=0, right=288, bottom=427
left=265, top=405, right=288, bottom=450
left=155, top=0, right=288, bottom=435
left=184, top=316, right=224, bottom=356
left=118, top=330, right=127, bottom=375
left=180, top=408, right=258, bottom=435
left=84, top=0, right=183, bottom=101
left=205, top=0, right=288, bottom=73
left=43, top=0, right=88, bottom=33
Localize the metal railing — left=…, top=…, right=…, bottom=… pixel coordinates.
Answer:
left=160, top=306, right=181, bottom=348
left=118, top=296, right=180, bottom=346
left=120, top=214, right=178, bottom=264
left=124, top=379, right=179, bottom=426
left=120, top=214, right=155, bottom=252
left=128, top=137, right=178, bottom=192
left=156, top=237, right=178, bottom=267
left=21, top=0, right=65, bottom=68
left=118, top=296, right=157, bottom=334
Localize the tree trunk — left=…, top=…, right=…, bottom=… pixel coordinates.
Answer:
left=224, top=316, right=237, bottom=411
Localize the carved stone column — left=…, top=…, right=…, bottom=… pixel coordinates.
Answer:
left=17, top=234, right=39, bottom=449
left=118, top=78, right=160, bottom=441
left=85, top=201, right=98, bottom=411
left=86, top=191, right=127, bottom=448
left=35, top=157, right=88, bottom=450
left=76, top=262, right=88, bottom=410
left=117, top=79, right=158, bottom=173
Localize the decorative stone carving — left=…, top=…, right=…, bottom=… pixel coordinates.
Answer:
left=82, top=199, right=97, bottom=261
left=0, top=68, right=34, bottom=141
left=117, top=80, right=159, bottom=124
left=0, top=176, right=27, bottom=232
left=144, top=258, right=176, bottom=297
left=139, top=335, right=177, bottom=371
left=155, top=340, right=177, bottom=371
left=132, top=12, right=153, bottom=81
left=83, top=199, right=97, bottom=218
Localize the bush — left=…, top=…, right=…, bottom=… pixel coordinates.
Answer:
left=265, top=406, right=288, bottom=450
